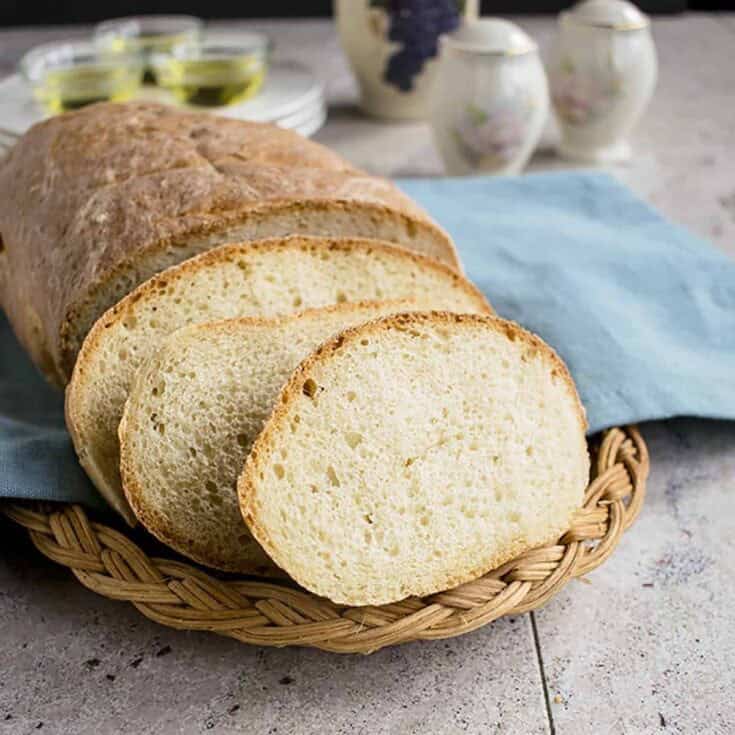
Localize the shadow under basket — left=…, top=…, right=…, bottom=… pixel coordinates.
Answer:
left=2, top=426, right=648, bottom=654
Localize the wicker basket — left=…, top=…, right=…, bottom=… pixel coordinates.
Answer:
left=2, top=425, right=647, bottom=654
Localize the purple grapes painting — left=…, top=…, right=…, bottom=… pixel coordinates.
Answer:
left=371, top=0, right=465, bottom=92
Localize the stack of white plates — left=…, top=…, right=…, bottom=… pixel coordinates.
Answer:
left=0, top=61, right=327, bottom=138
left=212, top=61, right=326, bottom=137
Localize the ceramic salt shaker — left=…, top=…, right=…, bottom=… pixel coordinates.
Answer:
left=429, top=19, right=549, bottom=176
left=549, top=0, right=657, bottom=162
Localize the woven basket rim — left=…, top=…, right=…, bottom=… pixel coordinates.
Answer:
left=2, top=425, right=648, bottom=654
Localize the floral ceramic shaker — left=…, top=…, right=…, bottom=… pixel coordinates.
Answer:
left=335, top=0, right=479, bottom=120
left=430, top=19, right=549, bottom=175
left=549, top=0, right=657, bottom=162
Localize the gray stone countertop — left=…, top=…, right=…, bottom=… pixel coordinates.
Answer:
left=1, top=15, right=734, bottom=735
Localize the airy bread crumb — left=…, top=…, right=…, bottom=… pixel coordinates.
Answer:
left=239, top=312, right=589, bottom=606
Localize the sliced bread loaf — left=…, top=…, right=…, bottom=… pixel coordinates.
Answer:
left=119, top=300, right=421, bottom=573
left=66, top=236, right=492, bottom=523
left=0, top=102, right=457, bottom=385
left=239, top=312, right=589, bottom=606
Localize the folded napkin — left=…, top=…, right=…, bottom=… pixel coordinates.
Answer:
left=1, top=172, right=734, bottom=507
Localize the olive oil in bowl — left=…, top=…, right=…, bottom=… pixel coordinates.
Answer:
left=20, top=41, right=143, bottom=115
left=153, top=32, right=270, bottom=107
left=157, top=57, right=265, bottom=106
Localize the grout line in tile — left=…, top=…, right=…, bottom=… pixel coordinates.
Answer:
left=530, top=611, right=556, bottom=735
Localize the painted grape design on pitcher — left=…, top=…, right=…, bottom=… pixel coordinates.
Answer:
left=369, top=0, right=466, bottom=91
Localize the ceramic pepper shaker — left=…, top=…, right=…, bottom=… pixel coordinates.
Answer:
left=549, top=0, right=657, bottom=162
left=430, top=19, right=549, bottom=175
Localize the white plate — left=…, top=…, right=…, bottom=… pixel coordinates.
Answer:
left=210, top=61, right=325, bottom=123
left=274, top=95, right=324, bottom=129
left=290, top=105, right=327, bottom=138
left=0, top=61, right=326, bottom=136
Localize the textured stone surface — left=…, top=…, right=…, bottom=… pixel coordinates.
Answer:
left=536, top=420, right=735, bottom=734
left=0, top=517, right=548, bottom=735
left=1, top=15, right=734, bottom=734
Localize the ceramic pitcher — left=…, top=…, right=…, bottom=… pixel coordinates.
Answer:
left=334, top=0, right=479, bottom=120
left=549, top=0, right=657, bottom=162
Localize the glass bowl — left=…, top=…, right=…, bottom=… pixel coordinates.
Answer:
left=95, top=15, right=203, bottom=82
left=20, top=40, right=144, bottom=115
left=151, top=32, right=271, bottom=107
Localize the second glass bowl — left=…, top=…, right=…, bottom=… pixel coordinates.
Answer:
left=151, top=32, right=271, bottom=107
left=95, top=15, right=203, bottom=83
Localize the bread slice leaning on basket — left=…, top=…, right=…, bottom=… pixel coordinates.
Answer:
left=239, top=312, right=590, bottom=607
left=66, top=236, right=492, bottom=524
left=0, top=102, right=458, bottom=386
left=118, top=300, right=434, bottom=574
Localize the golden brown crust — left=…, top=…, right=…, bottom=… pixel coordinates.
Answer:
left=0, top=102, right=458, bottom=385
left=238, top=311, right=588, bottom=603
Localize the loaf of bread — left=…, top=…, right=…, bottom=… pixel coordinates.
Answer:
left=119, top=301, right=427, bottom=573
left=239, top=312, right=589, bottom=606
left=66, top=236, right=491, bottom=523
left=0, top=102, right=457, bottom=385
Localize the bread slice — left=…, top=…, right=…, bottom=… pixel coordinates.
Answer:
left=239, top=312, right=589, bottom=606
left=119, top=300, right=427, bottom=573
left=66, top=236, right=492, bottom=524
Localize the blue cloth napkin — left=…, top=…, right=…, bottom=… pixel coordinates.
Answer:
left=1, top=172, right=734, bottom=507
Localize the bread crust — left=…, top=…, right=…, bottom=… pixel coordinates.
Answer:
left=0, top=102, right=458, bottom=385
left=238, top=311, right=588, bottom=605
